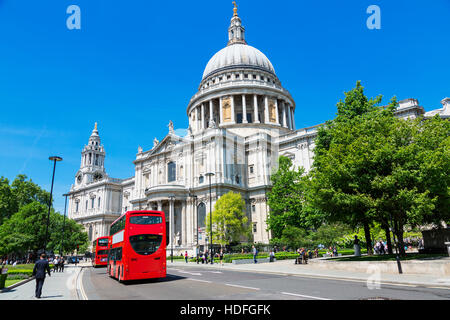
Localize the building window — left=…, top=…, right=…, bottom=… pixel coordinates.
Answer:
left=235, top=175, right=240, bottom=184
left=124, top=206, right=128, bottom=213
left=253, top=222, right=257, bottom=233
left=199, top=175, right=204, bottom=184
left=253, top=74, right=257, bottom=79
left=85, top=200, right=88, bottom=210
left=91, top=198, right=95, bottom=209
left=249, top=165, right=254, bottom=174
left=98, top=197, right=101, bottom=208
left=227, top=75, right=231, bottom=80
left=75, top=201, right=79, bottom=213
left=252, top=204, right=256, bottom=212
left=168, top=161, right=176, bottom=182
left=235, top=74, right=240, bottom=79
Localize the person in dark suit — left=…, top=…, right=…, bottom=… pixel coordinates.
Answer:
left=32, top=253, right=51, bottom=298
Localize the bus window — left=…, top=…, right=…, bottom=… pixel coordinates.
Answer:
left=129, top=234, right=162, bottom=255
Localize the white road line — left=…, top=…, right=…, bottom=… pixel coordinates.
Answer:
left=76, top=267, right=88, bottom=300
left=281, top=291, right=330, bottom=300
left=186, top=278, right=212, bottom=283
left=225, top=284, right=260, bottom=290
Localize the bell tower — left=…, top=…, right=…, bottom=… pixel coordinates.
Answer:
left=75, top=122, right=106, bottom=186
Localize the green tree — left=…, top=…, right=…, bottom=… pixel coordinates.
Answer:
left=206, top=191, right=250, bottom=247
left=267, top=156, right=312, bottom=239
left=310, top=82, right=394, bottom=255
left=0, top=177, right=18, bottom=224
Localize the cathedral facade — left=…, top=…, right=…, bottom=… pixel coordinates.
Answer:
left=66, top=7, right=449, bottom=254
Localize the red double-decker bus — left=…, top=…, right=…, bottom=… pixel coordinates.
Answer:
left=92, top=236, right=109, bottom=267
left=107, top=210, right=166, bottom=282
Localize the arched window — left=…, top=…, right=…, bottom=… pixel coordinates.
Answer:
left=98, top=197, right=101, bottom=208
left=168, top=161, right=176, bottom=182
left=197, top=202, right=206, bottom=229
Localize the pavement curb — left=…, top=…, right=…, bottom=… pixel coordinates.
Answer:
left=0, top=276, right=35, bottom=292
left=168, top=262, right=450, bottom=289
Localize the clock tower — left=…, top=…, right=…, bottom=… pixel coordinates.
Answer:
left=75, top=122, right=107, bottom=186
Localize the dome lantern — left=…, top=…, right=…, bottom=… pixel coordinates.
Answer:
left=228, top=1, right=246, bottom=46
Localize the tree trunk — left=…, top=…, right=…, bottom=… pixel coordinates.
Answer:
left=382, top=222, right=393, bottom=254
left=363, top=221, right=373, bottom=255
left=395, top=221, right=406, bottom=257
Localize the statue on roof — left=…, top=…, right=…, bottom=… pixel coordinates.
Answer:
left=168, top=120, right=174, bottom=134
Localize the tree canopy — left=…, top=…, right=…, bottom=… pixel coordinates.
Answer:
left=0, top=174, right=88, bottom=257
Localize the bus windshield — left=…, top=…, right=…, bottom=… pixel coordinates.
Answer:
left=98, top=239, right=109, bottom=246
left=129, top=215, right=162, bottom=225
left=129, top=234, right=162, bottom=255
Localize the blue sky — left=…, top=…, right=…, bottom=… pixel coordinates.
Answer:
left=1, top=0, right=449, bottom=213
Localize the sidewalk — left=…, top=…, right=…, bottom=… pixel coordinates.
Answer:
left=0, top=263, right=89, bottom=300
left=168, top=258, right=450, bottom=289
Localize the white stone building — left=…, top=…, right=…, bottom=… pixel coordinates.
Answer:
left=66, top=6, right=449, bottom=254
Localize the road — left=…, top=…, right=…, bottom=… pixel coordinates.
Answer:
left=81, top=264, right=450, bottom=300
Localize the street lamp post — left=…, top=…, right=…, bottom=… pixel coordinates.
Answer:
left=43, top=156, right=63, bottom=254
left=205, top=172, right=214, bottom=264
left=60, top=193, right=69, bottom=257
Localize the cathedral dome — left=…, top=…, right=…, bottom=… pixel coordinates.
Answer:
left=202, top=44, right=276, bottom=80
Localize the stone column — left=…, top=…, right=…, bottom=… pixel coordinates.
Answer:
left=264, top=96, right=269, bottom=124
left=157, top=200, right=162, bottom=211
left=169, top=198, right=175, bottom=248
left=242, top=95, right=248, bottom=123
left=219, top=98, right=223, bottom=125
left=201, top=103, right=205, bottom=130
left=291, top=106, right=296, bottom=130
left=231, top=95, right=236, bottom=124
left=287, top=104, right=292, bottom=130
left=253, top=94, right=259, bottom=123
left=181, top=200, right=187, bottom=245
left=275, top=99, right=280, bottom=125
left=195, top=107, right=199, bottom=132
left=282, top=101, right=287, bottom=127
left=209, top=100, right=213, bottom=127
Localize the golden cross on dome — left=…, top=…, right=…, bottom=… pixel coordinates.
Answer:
left=232, top=1, right=238, bottom=16
left=94, top=122, right=98, bottom=130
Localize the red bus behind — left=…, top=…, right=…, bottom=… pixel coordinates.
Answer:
left=92, top=236, right=109, bottom=267
left=107, top=210, right=166, bottom=282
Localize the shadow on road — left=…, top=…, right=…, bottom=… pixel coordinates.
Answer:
left=121, top=274, right=186, bottom=286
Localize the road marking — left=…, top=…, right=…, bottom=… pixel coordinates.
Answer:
left=186, top=278, right=212, bottom=283
left=177, top=270, right=202, bottom=276
left=281, top=291, right=330, bottom=300
left=209, top=271, right=223, bottom=274
left=76, top=267, right=88, bottom=300
left=225, top=284, right=260, bottom=290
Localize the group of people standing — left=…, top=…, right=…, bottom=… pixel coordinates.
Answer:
left=52, top=256, right=65, bottom=272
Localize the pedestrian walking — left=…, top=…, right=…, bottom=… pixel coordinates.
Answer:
left=269, top=249, right=275, bottom=262
left=184, top=251, right=188, bottom=263
left=219, top=249, right=224, bottom=266
left=32, top=253, right=51, bottom=299
left=252, top=245, right=258, bottom=263
left=60, top=257, right=65, bottom=272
